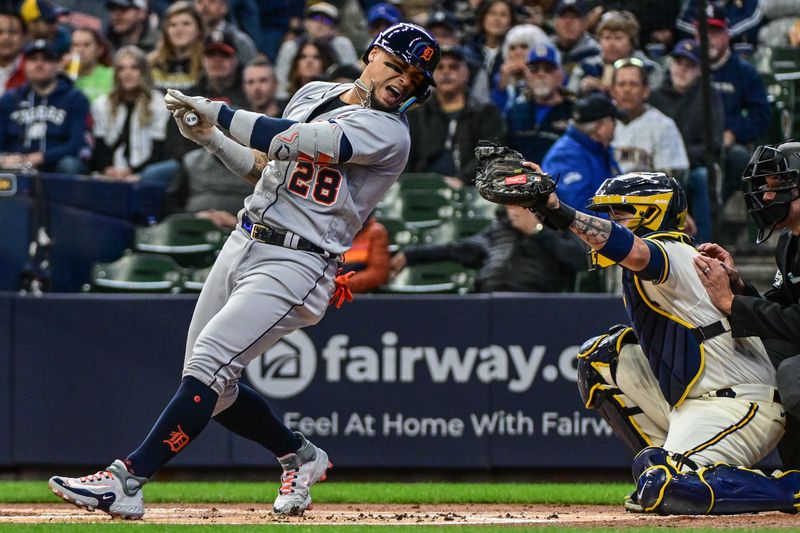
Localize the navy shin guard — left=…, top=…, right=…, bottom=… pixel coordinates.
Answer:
left=633, top=447, right=800, bottom=515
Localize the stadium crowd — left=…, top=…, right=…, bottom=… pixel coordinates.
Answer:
left=1, top=0, right=799, bottom=293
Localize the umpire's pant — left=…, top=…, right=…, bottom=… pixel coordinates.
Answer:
left=776, top=354, right=800, bottom=469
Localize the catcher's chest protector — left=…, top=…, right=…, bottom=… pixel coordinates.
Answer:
left=621, top=233, right=703, bottom=407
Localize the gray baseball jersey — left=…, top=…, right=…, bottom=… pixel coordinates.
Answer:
left=182, top=81, right=411, bottom=408
left=244, top=82, right=411, bottom=255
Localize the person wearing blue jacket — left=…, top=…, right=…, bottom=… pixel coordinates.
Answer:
left=541, top=92, right=621, bottom=213
left=677, top=0, right=763, bottom=45
left=0, top=39, right=91, bottom=174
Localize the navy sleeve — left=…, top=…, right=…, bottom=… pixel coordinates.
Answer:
left=44, top=93, right=91, bottom=166
left=635, top=240, right=668, bottom=283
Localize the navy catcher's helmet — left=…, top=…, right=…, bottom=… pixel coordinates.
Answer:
left=362, top=22, right=440, bottom=112
left=742, top=141, right=800, bottom=243
left=588, top=172, right=688, bottom=236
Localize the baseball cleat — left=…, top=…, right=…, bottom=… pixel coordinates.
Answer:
left=48, top=459, right=147, bottom=519
left=273, top=432, right=332, bottom=515
left=624, top=490, right=644, bottom=513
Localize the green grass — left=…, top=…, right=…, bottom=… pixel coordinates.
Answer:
left=0, top=481, right=632, bottom=505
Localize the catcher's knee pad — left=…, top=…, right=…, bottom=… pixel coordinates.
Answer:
left=577, top=324, right=649, bottom=453
left=633, top=447, right=800, bottom=515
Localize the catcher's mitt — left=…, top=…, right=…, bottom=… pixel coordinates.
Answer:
left=473, top=141, right=556, bottom=209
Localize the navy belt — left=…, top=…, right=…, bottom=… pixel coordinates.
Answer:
left=241, top=213, right=337, bottom=259
left=706, top=387, right=781, bottom=404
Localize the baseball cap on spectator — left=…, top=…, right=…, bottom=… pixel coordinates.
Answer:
left=555, top=0, right=585, bottom=17
left=427, top=10, right=460, bottom=32
left=20, top=0, right=69, bottom=24
left=305, top=2, right=338, bottom=26
left=23, top=38, right=59, bottom=60
left=671, top=39, right=700, bottom=65
left=440, top=45, right=466, bottom=62
left=573, top=93, right=624, bottom=123
left=106, top=0, right=147, bottom=9
left=367, top=3, right=400, bottom=26
left=527, top=43, right=561, bottom=68
left=205, top=29, right=237, bottom=56
left=701, top=4, right=728, bottom=30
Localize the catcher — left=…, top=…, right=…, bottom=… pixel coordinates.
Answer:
left=474, top=142, right=799, bottom=515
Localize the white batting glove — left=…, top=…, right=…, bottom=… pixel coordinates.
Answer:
left=173, top=108, right=218, bottom=147
left=164, top=89, right=224, bottom=124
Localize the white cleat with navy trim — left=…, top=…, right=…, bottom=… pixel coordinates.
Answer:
left=48, top=460, right=148, bottom=519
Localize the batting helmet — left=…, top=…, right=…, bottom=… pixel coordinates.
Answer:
left=588, top=172, right=688, bottom=236
left=362, top=22, right=440, bottom=112
left=742, top=141, right=800, bottom=243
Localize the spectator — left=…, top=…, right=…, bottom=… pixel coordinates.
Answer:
left=242, top=56, right=281, bottom=117
left=677, top=0, right=763, bottom=45
left=650, top=39, right=724, bottom=244
left=610, top=58, right=689, bottom=176
left=274, top=2, right=358, bottom=101
left=57, top=0, right=106, bottom=30
left=20, top=0, right=71, bottom=56
left=250, top=0, right=291, bottom=62
left=541, top=92, right=621, bottom=213
left=341, top=214, right=391, bottom=293
left=568, top=10, right=663, bottom=95
left=465, top=0, right=517, bottom=105
left=285, top=38, right=336, bottom=99
left=506, top=43, right=573, bottom=163
left=493, top=23, right=551, bottom=111
left=366, top=2, right=401, bottom=37
left=105, top=0, right=159, bottom=54
left=426, top=9, right=462, bottom=47
left=551, top=0, right=600, bottom=77
left=696, top=5, right=770, bottom=203
left=325, top=63, right=361, bottom=84
left=0, top=8, right=26, bottom=95
left=149, top=1, right=206, bottom=91
left=189, top=28, right=245, bottom=106
left=758, top=0, right=800, bottom=47
left=194, top=0, right=257, bottom=66
left=390, top=205, right=587, bottom=292
left=90, top=45, right=171, bottom=184
left=69, top=27, right=113, bottom=102
left=406, top=46, right=504, bottom=188
left=0, top=39, right=91, bottom=174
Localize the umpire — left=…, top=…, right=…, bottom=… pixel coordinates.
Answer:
left=694, top=141, right=800, bottom=469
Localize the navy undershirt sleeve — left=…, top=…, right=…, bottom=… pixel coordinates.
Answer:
left=218, top=105, right=352, bottom=161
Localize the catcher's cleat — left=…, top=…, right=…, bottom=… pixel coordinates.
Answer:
left=273, top=432, right=332, bottom=515
left=624, top=490, right=644, bottom=513
left=48, top=460, right=147, bottom=519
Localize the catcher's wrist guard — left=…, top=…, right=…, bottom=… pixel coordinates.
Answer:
left=538, top=202, right=576, bottom=231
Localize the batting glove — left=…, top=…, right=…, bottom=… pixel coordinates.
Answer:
left=173, top=108, right=218, bottom=147
left=165, top=89, right=224, bottom=125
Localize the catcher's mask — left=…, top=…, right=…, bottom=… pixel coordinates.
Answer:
left=361, top=22, right=440, bottom=113
left=742, top=141, right=800, bottom=244
left=587, top=172, right=687, bottom=268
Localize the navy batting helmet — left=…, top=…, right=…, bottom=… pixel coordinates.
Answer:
left=588, top=172, right=688, bottom=236
left=362, top=22, right=440, bottom=112
left=742, top=141, right=800, bottom=243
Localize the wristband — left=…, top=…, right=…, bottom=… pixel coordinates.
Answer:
left=539, top=202, right=576, bottom=231
left=596, top=221, right=635, bottom=263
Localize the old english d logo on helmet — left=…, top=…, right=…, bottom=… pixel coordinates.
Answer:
left=363, top=22, right=441, bottom=88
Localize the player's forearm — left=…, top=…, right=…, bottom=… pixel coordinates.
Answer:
left=244, top=150, right=269, bottom=185
left=569, top=211, right=650, bottom=271
left=205, top=128, right=257, bottom=179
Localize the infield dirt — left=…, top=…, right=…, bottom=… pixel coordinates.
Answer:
left=1, top=503, right=798, bottom=527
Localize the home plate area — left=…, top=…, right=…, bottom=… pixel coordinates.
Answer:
left=1, top=503, right=798, bottom=527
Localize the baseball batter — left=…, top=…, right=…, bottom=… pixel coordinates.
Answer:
left=48, top=23, right=440, bottom=519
